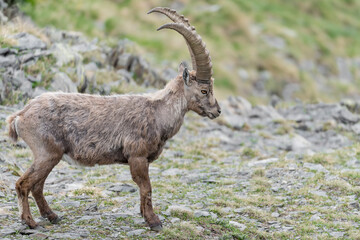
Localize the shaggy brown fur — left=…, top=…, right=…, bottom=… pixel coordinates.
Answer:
left=7, top=67, right=221, bottom=230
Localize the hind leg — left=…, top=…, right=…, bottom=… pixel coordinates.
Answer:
left=31, top=175, right=59, bottom=223
left=16, top=154, right=61, bottom=228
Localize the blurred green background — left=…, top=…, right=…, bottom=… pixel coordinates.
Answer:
left=19, top=0, right=360, bottom=103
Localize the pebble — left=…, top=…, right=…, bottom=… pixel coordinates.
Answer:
left=229, top=221, right=247, bottom=231
left=107, top=184, right=137, bottom=193
left=126, top=229, right=146, bottom=237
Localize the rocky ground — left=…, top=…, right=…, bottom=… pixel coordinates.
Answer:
left=1, top=97, right=360, bottom=239
left=1, top=1, right=360, bottom=239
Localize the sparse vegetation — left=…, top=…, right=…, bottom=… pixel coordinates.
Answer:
left=18, top=0, right=360, bottom=102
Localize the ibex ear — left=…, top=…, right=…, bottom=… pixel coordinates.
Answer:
left=178, top=61, right=190, bottom=86
left=182, top=67, right=190, bottom=86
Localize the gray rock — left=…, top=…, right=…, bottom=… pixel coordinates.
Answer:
left=32, top=87, right=47, bottom=97
left=108, top=183, right=137, bottom=193
left=282, top=83, right=300, bottom=101
left=52, top=232, right=81, bottom=239
left=262, top=35, right=286, bottom=50
left=330, top=231, right=345, bottom=238
left=303, top=163, right=328, bottom=173
left=0, top=48, right=9, bottom=55
left=74, top=215, right=100, bottom=224
left=337, top=57, right=353, bottom=82
left=310, top=214, right=321, bottom=221
left=229, top=221, right=246, bottom=231
left=170, top=217, right=180, bottom=223
left=0, top=55, right=16, bottom=68
left=238, top=68, right=249, bottom=80
left=160, top=67, right=177, bottom=82
left=62, top=201, right=81, bottom=208
left=162, top=168, right=183, bottom=176
left=11, top=33, right=46, bottom=50
left=248, top=158, right=279, bottom=167
left=29, top=232, right=48, bottom=239
left=51, top=43, right=82, bottom=67
left=348, top=201, right=360, bottom=209
left=309, top=190, right=328, bottom=197
left=271, top=212, right=280, bottom=218
left=194, top=210, right=211, bottom=217
left=222, top=113, right=246, bottom=130
left=126, top=229, right=146, bottom=237
left=50, top=72, right=78, bottom=93
left=352, top=123, right=360, bottom=134
left=0, top=11, right=8, bottom=23
left=249, top=105, right=284, bottom=121
left=0, top=229, right=16, bottom=237
left=336, top=108, right=359, bottom=124
left=291, top=134, right=312, bottom=151
left=71, top=42, right=98, bottom=53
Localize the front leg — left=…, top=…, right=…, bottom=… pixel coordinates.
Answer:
left=128, top=157, right=162, bottom=231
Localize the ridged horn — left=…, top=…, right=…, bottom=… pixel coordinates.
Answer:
left=148, top=7, right=198, bottom=72
left=148, top=7, right=194, bottom=30
left=157, top=22, right=213, bottom=82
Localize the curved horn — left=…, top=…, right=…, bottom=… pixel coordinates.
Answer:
left=148, top=7, right=194, bottom=30
left=157, top=23, right=213, bottom=82
left=148, top=7, right=197, bottom=72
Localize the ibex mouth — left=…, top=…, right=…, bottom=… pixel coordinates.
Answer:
left=207, top=112, right=219, bottom=119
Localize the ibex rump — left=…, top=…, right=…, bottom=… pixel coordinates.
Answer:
left=6, top=7, right=221, bottom=231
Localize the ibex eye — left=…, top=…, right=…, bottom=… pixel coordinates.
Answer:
left=201, top=90, right=208, bottom=95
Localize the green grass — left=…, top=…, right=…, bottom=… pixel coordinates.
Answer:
left=18, top=0, right=360, bottom=102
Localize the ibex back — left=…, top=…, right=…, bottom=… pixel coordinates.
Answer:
left=6, top=7, right=221, bottom=231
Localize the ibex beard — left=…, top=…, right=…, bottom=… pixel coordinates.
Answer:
left=6, top=7, right=221, bottom=231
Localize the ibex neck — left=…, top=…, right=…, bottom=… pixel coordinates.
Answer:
left=153, top=77, right=188, bottom=139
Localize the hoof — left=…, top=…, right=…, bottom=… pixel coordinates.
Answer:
left=22, top=219, right=38, bottom=229
left=150, top=223, right=163, bottom=232
left=48, top=213, right=61, bottom=224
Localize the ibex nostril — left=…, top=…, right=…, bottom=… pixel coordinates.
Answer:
left=218, top=109, right=221, bottom=114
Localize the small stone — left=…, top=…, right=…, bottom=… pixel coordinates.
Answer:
left=337, top=108, right=359, bottom=124
left=0, top=55, right=16, bottom=68
left=310, top=190, right=328, bottom=197
left=310, top=214, right=321, bottom=221
left=194, top=210, right=211, bottom=218
left=19, top=229, right=39, bottom=235
left=196, top=226, right=204, bottom=232
left=0, top=229, right=16, bottom=237
left=229, top=221, right=246, bottom=231
left=11, top=33, right=46, bottom=50
left=303, top=163, right=328, bottom=173
left=108, top=184, right=137, bottom=193
left=170, top=217, right=180, bottom=223
left=51, top=43, right=82, bottom=67
left=62, top=201, right=81, bottom=208
left=248, top=158, right=279, bottom=167
left=50, top=72, right=78, bottom=93
left=271, top=212, right=280, bottom=218
left=162, top=168, right=183, bottom=176
left=30, top=232, right=48, bottom=239
left=349, top=201, right=360, bottom=209
left=126, top=229, right=146, bottom=237
left=352, top=123, right=360, bottom=135
left=288, top=163, right=297, bottom=171
left=291, top=134, right=312, bottom=151
left=330, top=231, right=345, bottom=238
left=133, top=218, right=146, bottom=224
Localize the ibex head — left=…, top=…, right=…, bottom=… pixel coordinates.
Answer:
left=148, top=7, right=221, bottom=119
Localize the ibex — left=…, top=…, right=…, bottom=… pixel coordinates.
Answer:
left=6, top=7, right=221, bottom=231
